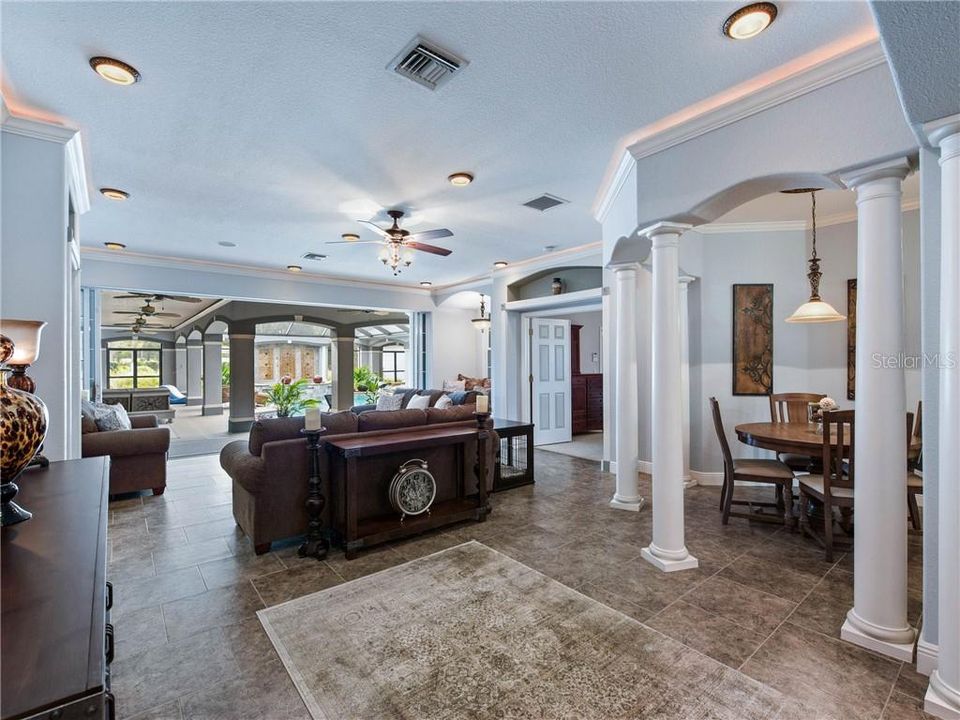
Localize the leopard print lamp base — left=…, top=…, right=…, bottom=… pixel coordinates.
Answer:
left=0, top=334, right=48, bottom=526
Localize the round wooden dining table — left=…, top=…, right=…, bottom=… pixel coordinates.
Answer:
left=735, top=421, right=921, bottom=457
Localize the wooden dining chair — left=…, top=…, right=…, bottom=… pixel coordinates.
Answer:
left=710, top=397, right=796, bottom=527
left=906, top=408, right=923, bottom=532
left=769, top=392, right=827, bottom=471
left=799, top=409, right=854, bottom=561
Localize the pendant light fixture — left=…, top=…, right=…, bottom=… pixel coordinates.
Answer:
left=785, top=189, right=846, bottom=323
left=471, top=294, right=491, bottom=332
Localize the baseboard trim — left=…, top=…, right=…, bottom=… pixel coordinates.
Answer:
left=917, top=638, right=939, bottom=676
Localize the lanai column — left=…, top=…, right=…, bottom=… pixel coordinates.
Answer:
left=175, top=341, right=187, bottom=392
left=186, top=336, right=203, bottom=406
left=641, top=222, right=698, bottom=572
left=924, top=116, right=960, bottom=720
left=609, top=262, right=643, bottom=511
left=202, top=334, right=223, bottom=416
left=840, top=157, right=915, bottom=660
left=332, top=335, right=355, bottom=411
left=228, top=333, right=256, bottom=433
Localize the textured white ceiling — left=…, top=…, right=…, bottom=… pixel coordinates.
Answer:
left=2, top=1, right=875, bottom=287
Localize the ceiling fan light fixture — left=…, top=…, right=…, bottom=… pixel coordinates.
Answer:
left=723, top=2, right=777, bottom=40
left=89, top=56, right=141, bottom=85
left=448, top=172, right=474, bottom=187
left=100, top=188, right=129, bottom=201
left=104, top=242, right=127, bottom=251
left=493, top=260, right=509, bottom=269
left=341, top=233, right=360, bottom=242
left=286, top=265, right=302, bottom=273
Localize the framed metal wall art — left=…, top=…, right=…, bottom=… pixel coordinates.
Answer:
left=732, top=283, right=774, bottom=396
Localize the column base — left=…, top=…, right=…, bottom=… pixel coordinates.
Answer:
left=609, top=496, right=645, bottom=512
left=925, top=670, right=960, bottom=719
left=187, top=396, right=203, bottom=406
left=202, top=405, right=224, bottom=416
left=917, top=637, right=939, bottom=676
left=641, top=544, right=699, bottom=572
left=841, top=611, right=917, bottom=661
left=228, top=418, right=254, bottom=433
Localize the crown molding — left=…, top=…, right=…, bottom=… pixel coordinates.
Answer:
left=592, top=36, right=885, bottom=221
left=594, top=151, right=636, bottom=224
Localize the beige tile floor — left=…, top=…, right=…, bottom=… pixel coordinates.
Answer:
left=108, top=451, right=930, bottom=720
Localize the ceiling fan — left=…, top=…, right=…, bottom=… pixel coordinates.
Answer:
left=327, top=210, right=453, bottom=275
left=113, top=292, right=203, bottom=304
left=114, top=300, right=180, bottom=318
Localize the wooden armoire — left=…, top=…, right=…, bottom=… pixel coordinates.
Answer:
left=570, top=324, right=603, bottom=434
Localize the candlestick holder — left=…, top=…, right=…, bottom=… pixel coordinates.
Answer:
left=299, top=427, right=329, bottom=560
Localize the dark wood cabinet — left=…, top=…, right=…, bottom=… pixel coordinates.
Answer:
left=571, top=324, right=603, bottom=435
left=2, top=457, right=113, bottom=720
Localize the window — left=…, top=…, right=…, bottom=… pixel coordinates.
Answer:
left=381, top=344, right=406, bottom=383
left=107, top=339, right=162, bottom=389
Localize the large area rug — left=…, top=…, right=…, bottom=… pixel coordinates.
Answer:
left=258, top=541, right=809, bottom=719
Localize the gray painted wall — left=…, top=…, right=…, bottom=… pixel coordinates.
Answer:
left=564, top=310, right=602, bottom=374
left=683, top=209, right=921, bottom=473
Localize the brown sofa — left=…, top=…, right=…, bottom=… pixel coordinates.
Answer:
left=81, top=414, right=170, bottom=496
left=220, top=404, right=495, bottom=554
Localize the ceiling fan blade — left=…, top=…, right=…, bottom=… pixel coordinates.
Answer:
left=406, top=228, right=453, bottom=242
left=406, top=241, right=452, bottom=257
left=151, top=312, right=181, bottom=318
left=113, top=310, right=144, bottom=315
left=357, top=220, right=391, bottom=238
left=155, top=294, right=202, bottom=303
left=113, top=293, right=151, bottom=300
left=325, top=240, right=383, bottom=245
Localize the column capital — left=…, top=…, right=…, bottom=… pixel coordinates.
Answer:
left=639, top=221, right=694, bottom=241
left=839, top=157, right=911, bottom=190
left=607, top=261, right=641, bottom=274
left=923, top=113, right=960, bottom=152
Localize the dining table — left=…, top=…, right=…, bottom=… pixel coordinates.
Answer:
left=735, top=421, right=922, bottom=459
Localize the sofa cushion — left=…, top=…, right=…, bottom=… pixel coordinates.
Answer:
left=418, top=389, right=446, bottom=407
left=406, top=393, right=431, bottom=410
left=81, top=400, right=100, bottom=434
left=426, top=405, right=477, bottom=424
left=458, top=373, right=491, bottom=391
left=248, top=412, right=359, bottom=456
left=357, top=408, right=428, bottom=432
left=397, top=388, right=422, bottom=409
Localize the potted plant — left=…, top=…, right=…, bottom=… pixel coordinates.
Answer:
left=221, top=361, right=231, bottom=403
left=353, top=366, right=385, bottom=404
left=263, top=378, right=319, bottom=417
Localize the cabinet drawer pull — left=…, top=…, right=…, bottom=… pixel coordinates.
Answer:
left=106, top=581, right=113, bottom=611
left=105, top=623, right=115, bottom=665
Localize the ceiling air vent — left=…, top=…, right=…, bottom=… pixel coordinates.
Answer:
left=302, top=252, right=327, bottom=262
left=390, top=37, right=467, bottom=91
left=523, top=194, right=569, bottom=212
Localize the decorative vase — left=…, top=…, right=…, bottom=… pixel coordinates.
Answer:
left=0, top=334, right=48, bottom=526
left=551, top=278, right=563, bottom=295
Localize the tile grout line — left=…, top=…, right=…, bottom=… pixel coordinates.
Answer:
left=877, top=666, right=903, bottom=720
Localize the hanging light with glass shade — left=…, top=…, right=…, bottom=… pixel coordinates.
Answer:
left=785, top=189, right=846, bottom=323
left=471, top=294, right=491, bottom=332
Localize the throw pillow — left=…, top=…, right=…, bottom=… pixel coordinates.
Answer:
left=442, top=379, right=466, bottom=392
left=448, top=390, right=468, bottom=405
left=434, top=394, right=454, bottom=409
left=80, top=400, right=100, bottom=434
left=94, top=402, right=132, bottom=432
left=375, top=393, right=403, bottom=411
left=406, top=393, right=431, bottom=410
left=457, top=374, right=490, bottom=391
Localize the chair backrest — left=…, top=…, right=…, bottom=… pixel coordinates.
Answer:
left=709, top=397, right=734, bottom=473
left=821, top=409, right=855, bottom=497
left=770, top=392, right=827, bottom=424
left=913, top=401, right=922, bottom=441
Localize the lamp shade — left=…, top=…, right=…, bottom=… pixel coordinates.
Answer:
left=0, top=320, right=46, bottom=365
left=785, top=300, right=846, bottom=324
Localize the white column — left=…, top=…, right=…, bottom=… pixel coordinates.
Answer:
left=175, top=343, right=187, bottom=391
left=839, top=158, right=915, bottom=660
left=679, top=274, right=695, bottom=488
left=641, top=222, right=698, bottom=572
left=186, top=337, right=203, bottom=406
left=925, top=117, right=960, bottom=720
left=609, top=263, right=644, bottom=511
left=202, top=336, right=223, bottom=416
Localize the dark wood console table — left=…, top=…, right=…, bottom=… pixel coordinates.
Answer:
left=2, top=457, right=112, bottom=720
left=492, top=418, right=535, bottom=491
left=325, top=423, right=491, bottom=558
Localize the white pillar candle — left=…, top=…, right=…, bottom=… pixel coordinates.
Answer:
left=304, top=406, right=322, bottom=431
left=475, top=394, right=489, bottom=414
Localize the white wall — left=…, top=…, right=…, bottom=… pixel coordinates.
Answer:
left=563, top=310, right=602, bottom=373
left=1, top=129, right=80, bottom=460
left=429, top=307, right=484, bottom=389
left=683, top=208, right=921, bottom=474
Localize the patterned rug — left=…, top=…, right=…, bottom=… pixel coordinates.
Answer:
left=258, top=541, right=808, bottom=719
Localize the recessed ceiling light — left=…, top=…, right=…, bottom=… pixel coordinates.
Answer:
left=420, top=281, right=432, bottom=288
left=287, top=265, right=302, bottom=272
left=493, top=261, right=509, bottom=269
left=100, top=187, right=129, bottom=201
left=341, top=233, right=360, bottom=242
left=448, top=172, right=474, bottom=187
left=104, top=242, right=126, bottom=251
left=218, top=241, right=237, bottom=247
left=543, top=245, right=558, bottom=253
left=89, top=56, right=141, bottom=85
left=723, top=3, right=777, bottom=40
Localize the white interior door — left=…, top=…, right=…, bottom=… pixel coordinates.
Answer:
left=531, top=318, right=572, bottom=445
